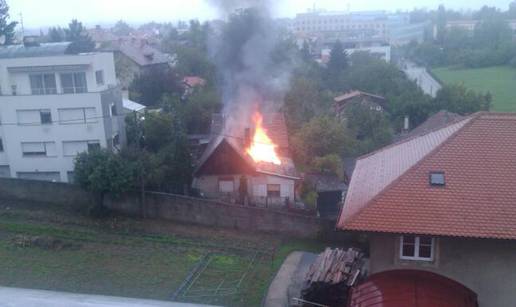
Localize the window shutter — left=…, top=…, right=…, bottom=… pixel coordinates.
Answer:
left=45, top=142, right=57, bottom=156
left=17, top=110, right=40, bottom=125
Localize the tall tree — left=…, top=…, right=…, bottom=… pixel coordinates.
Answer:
left=326, top=40, right=349, bottom=91
left=74, top=149, right=135, bottom=217
left=0, top=0, right=17, bottom=45
left=112, top=20, right=133, bottom=36
left=65, top=19, right=95, bottom=53
left=128, top=67, right=183, bottom=106
left=435, top=4, right=447, bottom=45
left=48, top=27, right=65, bottom=42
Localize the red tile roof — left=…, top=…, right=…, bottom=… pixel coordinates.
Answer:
left=337, top=112, right=516, bottom=240
left=183, top=76, right=206, bottom=88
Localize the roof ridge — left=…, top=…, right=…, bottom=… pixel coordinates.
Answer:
left=339, top=114, right=479, bottom=228
left=356, top=114, right=474, bottom=161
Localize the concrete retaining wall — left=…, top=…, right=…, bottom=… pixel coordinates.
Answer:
left=0, top=178, right=330, bottom=238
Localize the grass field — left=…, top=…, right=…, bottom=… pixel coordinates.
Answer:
left=432, top=66, right=516, bottom=112
left=0, top=200, right=327, bottom=307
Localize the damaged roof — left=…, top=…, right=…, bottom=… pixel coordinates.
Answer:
left=195, top=113, right=299, bottom=179
left=338, top=112, right=516, bottom=240
left=210, top=113, right=290, bottom=149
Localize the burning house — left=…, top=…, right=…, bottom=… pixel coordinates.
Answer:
left=192, top=112, right=300, bottom=208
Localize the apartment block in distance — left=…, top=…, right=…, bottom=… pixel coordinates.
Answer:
left=0, top=41, right=126, bottom=182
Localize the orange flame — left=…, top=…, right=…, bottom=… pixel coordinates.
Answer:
left=246, top=113, right=282, bottom=165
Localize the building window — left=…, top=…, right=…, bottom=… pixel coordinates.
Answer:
left=0, top=138, right=3, bottom=152
left=21, top=142, right=57, bottom=157
left=110, top=103, right=117, bottom=116
left=40, top=109, right=52, bottom=124
left=63, top=140, right=100, bottom=156
left=400, top=235, right=434, bottom=261
left=58, top=107, right=97, bottom=124
left=95, top=70, right=104, bottom=85
left=430, top=171, right=445, bottom=186
left=87, top=141, right=101, bottom=152
left=17, top=109, right=52, bottom=125
left=29, top=73, right=57, bottom=95
left=218, top=178, right=234, bottom=193
left=60, top=72, right=87, bottom=94
left=267, top=184, right=281, bottom=197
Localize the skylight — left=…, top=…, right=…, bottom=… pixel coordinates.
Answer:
left=429, top=172, right=445, bottom=186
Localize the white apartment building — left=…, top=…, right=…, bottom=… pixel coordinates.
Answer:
left=294, top=11, right=427, bottom=48
left=0, top=42, right=126, bottom=182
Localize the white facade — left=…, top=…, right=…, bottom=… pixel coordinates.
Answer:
left=0, top=44, right=125, bottom=182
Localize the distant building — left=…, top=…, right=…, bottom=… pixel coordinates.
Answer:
left=433, top=19, right=516, bottom=38
left=102, top=38, right=174, bottom=90
left=334, top=90, right=386, bottom=116
left=321, top=45, right=391, bottom=63
left=0, top=42, right=125, bottom=182
left=293, top=10, right=426, bottom=50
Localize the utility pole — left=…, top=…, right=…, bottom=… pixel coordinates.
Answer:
left=19, top=13, right=24, bottom=38
left=134, top=110, right=146, bottom=218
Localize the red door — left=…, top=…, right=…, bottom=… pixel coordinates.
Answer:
left=348, top=270, right=478, bottom=307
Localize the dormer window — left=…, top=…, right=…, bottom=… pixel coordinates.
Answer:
left=429, top=171, right=445, bottom=186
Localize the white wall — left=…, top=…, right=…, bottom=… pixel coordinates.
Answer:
left=193, top=173, right=296, bottom=206
left=0, top=52, right=116, bottom=95
left=0, top=51, right=120, bottom=182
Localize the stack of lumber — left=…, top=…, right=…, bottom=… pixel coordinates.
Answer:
left=301, top=247, right=364, bottom=307
left=305, top=247, right=363, bottom=286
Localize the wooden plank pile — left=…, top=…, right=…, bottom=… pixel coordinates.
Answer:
left=301, top=247, right=364, bottom=307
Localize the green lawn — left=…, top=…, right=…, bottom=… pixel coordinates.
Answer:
left=432, top=66, right=516, bottom=112
left=0, top=200, right=327, bottom=307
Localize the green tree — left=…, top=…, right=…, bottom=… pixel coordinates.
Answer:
left=74, top=149, right=135, bottom=217
left=64, top=19, right=95, bottom=53
left=65, top=19, right=86, bottom=41
left=124, top=111, right=193, bottom=193
left=0, top=0, right=17, bottom=45
left=326, top=40, right=348, bottom=91
left=172, top=86, right=222, bottom=134
left=291, top=116, right=354, bottom=165
left=48, top=27, right=65, bottom=42
left=311, top=154, right=344, bottom=179
left=129, top=67, right=183, bottom=106
left=283, top=76, right=331, bottom=130
left=345, top=103, right=393, bottom=154
left=435, top=4, right=447, bottom=45
left=433, top=84, right=491, bottom=115
left=112, top=20, right=133, bottom=36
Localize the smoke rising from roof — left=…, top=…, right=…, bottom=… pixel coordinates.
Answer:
left=207, top=0, right=294, bottom=137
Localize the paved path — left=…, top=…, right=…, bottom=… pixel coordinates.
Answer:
left=402, top=61, right=442, bottom=97
left=264, top=251, right=318, bottom=307
left=0, top=287, right=218, bottom=307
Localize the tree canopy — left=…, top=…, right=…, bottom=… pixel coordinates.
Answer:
left=0, top=0, right=17, bottom=45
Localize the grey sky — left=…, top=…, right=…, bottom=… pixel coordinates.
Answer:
left=9, top=0, right=513, bottom=29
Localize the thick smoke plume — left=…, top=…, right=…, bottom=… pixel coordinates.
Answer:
left=207, top=0, right=293, bottom=137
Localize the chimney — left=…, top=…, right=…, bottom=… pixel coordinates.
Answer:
left=403, top=115, right=410, bottom=131
left=244, top=128, right=251, bottom=148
